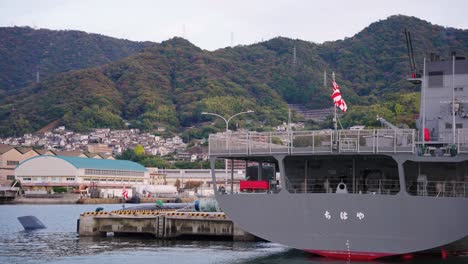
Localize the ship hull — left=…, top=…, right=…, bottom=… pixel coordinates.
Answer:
left=216, top=192, right=468, bottom=259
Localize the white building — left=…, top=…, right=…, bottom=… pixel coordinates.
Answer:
left=15, top=156, right=149, bottom=197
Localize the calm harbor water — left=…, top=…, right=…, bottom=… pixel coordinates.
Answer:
left=0, top=204, right=466, bottom=264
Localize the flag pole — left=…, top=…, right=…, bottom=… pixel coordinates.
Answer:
left=452, top=55, right=456, bottom=144
left=122, top=185, right=126, bottom=209
left=422, top=58, right=426, bottom=147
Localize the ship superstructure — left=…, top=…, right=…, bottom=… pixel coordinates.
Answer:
left=208, top=55, right=468, bottom=260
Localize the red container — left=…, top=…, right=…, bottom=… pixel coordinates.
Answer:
left=240, top=180, right=269, bottom=191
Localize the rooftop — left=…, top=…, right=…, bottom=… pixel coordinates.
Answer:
left=18, top=155, right=147, bottom=172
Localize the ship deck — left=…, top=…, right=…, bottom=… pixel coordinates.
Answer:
left=208, top=128, right=468, bottom=157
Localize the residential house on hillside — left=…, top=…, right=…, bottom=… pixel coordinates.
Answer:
left=87, top=143, right=113, bottom=154
left=176, top=151, right=191, bottom=161
left=0, top=128, right=189, bottom=160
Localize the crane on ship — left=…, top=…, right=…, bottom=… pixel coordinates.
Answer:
left=405, top=28, right=422, bottom=84
left=377, top=116, right=399, bottom=130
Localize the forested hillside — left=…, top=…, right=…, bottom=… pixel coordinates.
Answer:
left=0, top=26, right=153, bottom=92
left=1, top=15, right=468, bottom=137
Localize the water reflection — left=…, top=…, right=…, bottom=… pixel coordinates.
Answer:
left=239, top=249, right=468, bottom=264
left=0, top=229, right=287, bottom=264
left=3, top=230, right=466, bottom=264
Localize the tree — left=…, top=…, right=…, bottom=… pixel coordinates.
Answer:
left=184, top=180, right=202, bottom=189
left=118, top=149, right=137, bottom=160
left=174, top=179, right=181, bottom=189
left=134, top=144, right=145, bottom=156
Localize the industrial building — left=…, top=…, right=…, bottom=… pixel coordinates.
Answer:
left=0, top=143, right=114, bottom=186
left=15, top=155, right=148, bottom=197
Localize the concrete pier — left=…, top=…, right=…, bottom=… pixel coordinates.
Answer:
left=78, top=209, right=257, bottom=241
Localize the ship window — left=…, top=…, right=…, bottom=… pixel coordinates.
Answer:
left=445, top=122, right=461, bottom=129
left=455, top=87, right=464, bottom=92
left=428, top=71, right=443, bottom=88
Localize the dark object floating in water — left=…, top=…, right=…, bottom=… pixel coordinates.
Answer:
left=17, top=216, right=46, bottom=230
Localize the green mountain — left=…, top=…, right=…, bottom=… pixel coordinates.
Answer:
left=0, top=26, right=153, bottom=92
left=1, top=15, right=468, bottom=137
left=318, top=15, right=468, bottom=98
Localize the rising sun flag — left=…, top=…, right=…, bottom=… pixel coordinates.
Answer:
left=331, top=80, right=347, bottom=112
left=122, top=186, right=129, bottom=200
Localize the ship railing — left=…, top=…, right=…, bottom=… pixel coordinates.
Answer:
left=291, top=130, right=333, bottom=154
left=250, top=132, right=291, bottom=155
left=208, top=129, right=416, bottom=155
left=285, top=178, right=400, bottom=195
left=407, top=180, right=468, bottom=198
left=457, top=129, right=468, bottom=153
left=375, top=129, right=415, bottom=153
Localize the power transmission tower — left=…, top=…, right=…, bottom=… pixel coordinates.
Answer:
left=293, top=44, right=297, bottom=65
left=36, top=66, right=40, bottom=83
left=323, top=70, right=327, bottom=87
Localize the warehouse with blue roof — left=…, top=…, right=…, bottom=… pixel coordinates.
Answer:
left=15, top=155, right=148, bottom=197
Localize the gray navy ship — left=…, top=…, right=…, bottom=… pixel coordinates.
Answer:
left=208, top=54, right=468, bottom=260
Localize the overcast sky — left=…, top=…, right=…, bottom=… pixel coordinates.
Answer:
left=1, top=0, right=467, bottom=51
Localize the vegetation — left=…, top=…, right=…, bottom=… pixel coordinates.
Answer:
left=117, top=149, right=169, bottom=168
left=184, top=180, right=202, bottom=189
left=133, top=144, right=145, bottom=156
left=52, top=186, right=68, bottom=193
left=0, top=26, right=152, bottom=91
left=116, top=148, right=224, bottom=169
left=174, top=179, right=181, bottom=189
left=0, top=16, right=467, bottom=136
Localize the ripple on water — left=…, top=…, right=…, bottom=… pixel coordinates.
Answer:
left=1, top=204, right=467, bottom=264
left=0, top=229, right=289, bottom=264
